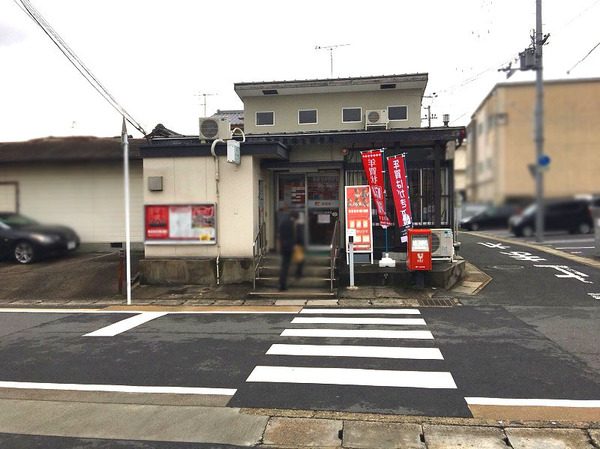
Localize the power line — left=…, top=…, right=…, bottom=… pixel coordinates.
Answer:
left=13, top=0, right=147, bottom=137
left=567, top=40, right=600, bottom=74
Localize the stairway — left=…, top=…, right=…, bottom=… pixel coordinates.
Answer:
left=249, top=252, right=339, bottom=298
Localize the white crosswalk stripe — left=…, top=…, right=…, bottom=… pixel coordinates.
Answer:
left=291, top=317, right=427, bottom=326
left=245, top=307, right=458, bottom=391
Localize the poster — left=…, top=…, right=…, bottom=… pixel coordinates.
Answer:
left=361, top=150, right=392, bottom=228
left=387, top=154, right=413, bottom=242
left=345, top=186, right=373, bottom=253
left=145, top=204, right=216, bottom=244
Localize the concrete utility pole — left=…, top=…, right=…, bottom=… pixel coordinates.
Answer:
left=534, top=0, right=545, bottom=242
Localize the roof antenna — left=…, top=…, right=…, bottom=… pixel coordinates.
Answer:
left=315, top=44, right=350, bottom=77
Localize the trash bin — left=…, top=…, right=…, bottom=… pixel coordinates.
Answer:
left=593, top=207, right=600, bottom=257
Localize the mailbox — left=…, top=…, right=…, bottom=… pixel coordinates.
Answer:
left=407, top=228, right=432, bottom=271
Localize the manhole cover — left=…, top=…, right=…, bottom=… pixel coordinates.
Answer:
left=487, top=264, right=525, bottom=270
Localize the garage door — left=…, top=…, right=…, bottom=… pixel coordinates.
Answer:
left=0, top=183, right=18, bottom=213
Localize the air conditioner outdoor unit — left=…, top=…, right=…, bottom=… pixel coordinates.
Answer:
left=430, top=228, right=455, bottom=261
left=199, top=117, right=232, bottom=141
left=365, top=109, right=388, bottom=129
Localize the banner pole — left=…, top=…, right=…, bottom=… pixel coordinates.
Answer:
left=382, top=148, right=389, bottom=254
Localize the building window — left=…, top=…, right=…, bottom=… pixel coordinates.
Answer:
left=342, top=107, right=362, bottom=123
left=256, top=111, right=274, bottom=126
left=388, top=105, right=408, bottom=121
left=298, top=109, right=317, bottom=125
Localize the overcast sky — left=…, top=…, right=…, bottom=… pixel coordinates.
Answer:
left=1, top=0, right=599, bottom=141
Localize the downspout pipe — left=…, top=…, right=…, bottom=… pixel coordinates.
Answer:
left=211, top=138, right=225, bottom=284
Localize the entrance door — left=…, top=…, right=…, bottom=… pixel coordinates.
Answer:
left=276, top=172, right=340, bottom=249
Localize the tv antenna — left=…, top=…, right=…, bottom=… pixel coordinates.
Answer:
left=315, top=43, right=350, bottom=77
left=196, top=92, right=217, bottom=117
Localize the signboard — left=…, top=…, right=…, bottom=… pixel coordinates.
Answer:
left=361, top=150, right=391, bottom=228
left=145, top=204, right=216, bottom=244
left=345, top=186, right=373, bottom=262
left=387, top=154, right=413, bottom=243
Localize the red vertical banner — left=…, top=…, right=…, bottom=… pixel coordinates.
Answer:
left=361, top=150, right=391, bottom=228
left=387, top=154, right=413, bottom=241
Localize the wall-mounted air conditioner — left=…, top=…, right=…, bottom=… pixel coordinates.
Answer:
left=430, top=228, right=454, bottom=261
left=199, top=117, right=232, bottom=141
left=365, top=109, right=388, bottom=129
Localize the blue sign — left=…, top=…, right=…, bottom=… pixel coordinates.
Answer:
left=538, top=155, right=551, bottom=167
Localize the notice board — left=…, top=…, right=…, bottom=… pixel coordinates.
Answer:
left=145, top=204, right=216, bottom=244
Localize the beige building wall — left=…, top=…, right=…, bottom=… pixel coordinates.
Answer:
left=243, top=89, right=423, bottom=134
left=469, top=78, right=600, bottom=204
left=143, top=155, right=259, bottom=258
left=0, top=161, right=144, bottom=243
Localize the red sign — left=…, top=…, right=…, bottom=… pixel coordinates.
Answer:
left=361, top=150, right=391, bottom=228
left=345, top=186, right=373, bottom=252
left=146, top=205, right=169, bottom=239
left=387, top=154, right=413, bottom=231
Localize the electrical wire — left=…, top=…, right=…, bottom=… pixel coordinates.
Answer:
left=13, top=0, right=147, bottom=137
left=567, top=40, right=600, bottom=74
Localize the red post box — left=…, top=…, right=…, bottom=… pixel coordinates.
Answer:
left=407, top=229, right=432, bottom=271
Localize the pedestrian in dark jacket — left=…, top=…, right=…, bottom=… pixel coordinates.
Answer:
left=277, top=210, right=304, bottom=291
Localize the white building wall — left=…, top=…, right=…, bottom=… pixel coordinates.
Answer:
left=0, top=161, right=144, bottom=243
left=143, top=155, right=258, bottom=258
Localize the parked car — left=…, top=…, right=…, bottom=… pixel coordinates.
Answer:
left=0, top=212, right=80, bottom=264
left=509, top=199, right=594, bottom=237
left=460, top=205, right=519, bottom=231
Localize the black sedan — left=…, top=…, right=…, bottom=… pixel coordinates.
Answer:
left=460, top=205, right=519, bottom=231
left=0, top=213, right=80, bottom=264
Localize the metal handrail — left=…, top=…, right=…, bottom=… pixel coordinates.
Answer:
left=329, top=219, right=340, bottom=292
left=252, top=222, right=267, bottom=290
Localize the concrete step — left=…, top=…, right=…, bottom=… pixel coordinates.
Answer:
left=248, top=287, right=337, bottom=298
left=258, top=265, right=333, bottom=277
left=256, top=276, right=334, bottom=289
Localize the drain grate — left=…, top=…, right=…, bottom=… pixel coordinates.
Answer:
left=417, top=298, right=460, bottom=307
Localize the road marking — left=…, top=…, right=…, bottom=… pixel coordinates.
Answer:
left=0, top=380, right=236, bottom=396
left=555, top=246, right=594, bottom=250
left=0, top=308, right=300, bottom=315
left=247, top=366, right=457, bottom=389
left=281, top=328, right=434, bottom=339
left=465, top=397, right=600, bottom=408
left=534, top=264, right=593, bottom=284
left=300, top=308, right=421, bottom=315
left=266, top=344, right=444, bottom=360
left=291, top=317, right=426, bottom=326
left=84, top=312, right=168, bottom=337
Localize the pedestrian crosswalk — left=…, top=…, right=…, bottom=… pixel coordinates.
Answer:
left=229, top=307, right=470, bottom=416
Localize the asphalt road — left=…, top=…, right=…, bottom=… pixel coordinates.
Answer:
left=470, top=228, right=598, bottom=259
left=0, top=305, right=597, bottom=421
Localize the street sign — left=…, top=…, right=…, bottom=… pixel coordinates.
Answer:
left=538, top=155, right=551, bottom=167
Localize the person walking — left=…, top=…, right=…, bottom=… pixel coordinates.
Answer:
left=277, top=210, right=304, bottom=291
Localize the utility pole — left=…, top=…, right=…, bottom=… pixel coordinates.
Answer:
left=315, top=44, right=350, bottom=77
left=422, top=105, right=438, bottom=128
left=499, top=0, right=547, bottom=242
left=534, top=0, right=545, bottom=243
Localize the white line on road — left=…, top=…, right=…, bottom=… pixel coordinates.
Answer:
left=247, top=366, right=457, bottom=389
left=84, top=312, right=168, bottom=337
left=266, top=344, right=444, bottom=360
left=0, top=380, right=236, bottom=396
left=300, top=308, right=421, bottom=315
left=554, top=246, right=594, bottom=250
left=281, top=328, right=434, bottom=339
left=291, top=317, right=426, bottom=326
left=465, top=397, right=600, bottom=408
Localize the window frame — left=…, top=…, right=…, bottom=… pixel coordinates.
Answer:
left=298, top=109, right=318, bottom=125
left=342, top=107, right=363, bottom=123
left=256, top=111, right=275, bottom=127
left=388, top=105, right=408, bottom=121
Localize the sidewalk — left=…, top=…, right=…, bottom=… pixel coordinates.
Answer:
left=1, top=397, right=598, bottom=448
